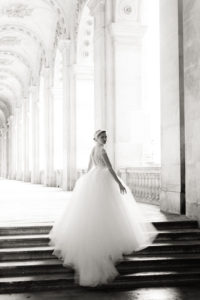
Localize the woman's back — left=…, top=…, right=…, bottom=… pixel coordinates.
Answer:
left=91, top=145, right=107, bottom=168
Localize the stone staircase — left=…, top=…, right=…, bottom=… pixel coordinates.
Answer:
left=1, top=220, right=200, bottom=293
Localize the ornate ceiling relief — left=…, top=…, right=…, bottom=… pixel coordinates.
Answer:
left=0, top=58, right=13, bottom=65
left=116, top=0, right=139, bottom=22
left=0, top=50, right=32, bottom=72
left=0, top=69, right=25, bottom=91
left=2, top=4, right=34, bottom=18
left=0, top=36, right=21, bottom=46
left=0, top=75, right=7, bottom=80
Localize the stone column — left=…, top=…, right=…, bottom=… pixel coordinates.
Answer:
left=59, top=40, right=77, bottom=190
left=0, top=128, right=4, bottom=177
left=159, top=0, right=185, bottom=214
left=110, top=4, right=146, bottom=169
left=12, top=113, right=17, bottom=180
left=88, top=0, right=116, bottom=164
left=16, top=106, right=23, bottom=181
left=7, top=115, right=14, bottom=179
left=88, top=0, right=106, bottom=130
left=31, top=86, right=40, bottom=184
left=183, top=0, right=200, bottom=220
left=22, top=97, right=30, bottom=181
left=43, top=68, right=55, bottom=187
left=2, top=126, right=8, bottom=178
left=88, top=0, right=146, bottom=167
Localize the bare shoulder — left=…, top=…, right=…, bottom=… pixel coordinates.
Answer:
left=90, top=146, right=95, bottom=156
left=101, top=148, right=107, bottom=155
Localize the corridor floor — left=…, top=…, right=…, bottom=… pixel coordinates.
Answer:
left=0, top=178, right=189, bottom=224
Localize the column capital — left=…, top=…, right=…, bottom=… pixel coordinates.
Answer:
left=30, top=85, right=40, bottom=104
left=58, top=39, right=71, bottom=53
left=7, top=115, right=13, bottom=126
left=15, top=104, right=22, bottom=110
left=30, top=85, right=39, bottom=93
left=41, top=67, right=54, bottom=87
left=22, top=97, right=29, bottom=103
left=109, top=22, right=146, bottom=44
left=88, top=0, right=105, bottom=16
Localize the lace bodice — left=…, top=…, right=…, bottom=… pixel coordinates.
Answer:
left=91, top=146, right=107, bottom=168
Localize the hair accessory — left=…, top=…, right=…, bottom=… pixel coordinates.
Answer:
left=94, top=130, right=106, bottom=141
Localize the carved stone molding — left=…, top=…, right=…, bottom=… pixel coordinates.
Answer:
left=0, top=58, right=13, bottom=65
left=0, top=36, right=22, bottom=46
left=0, top=75, right=7, bottom=80
left=0, top=69, right=26, bottom=97
left=109, top=22, right=146, bottom=44
left=0, top=82, right=17, bottom=98
left=87, top=0, right=105, bottom=16
left=115, top=0, right=140, bottom=22
left=58, top=39, right=71, bottom=53
left=2, top=4, right=34, bottom=18
left=0, top=24, right=47, bottom=62
left=0, top=50, right=32, bottom=73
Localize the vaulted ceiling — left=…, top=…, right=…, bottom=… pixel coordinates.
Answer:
left=0, top=0, right=79, bottom=125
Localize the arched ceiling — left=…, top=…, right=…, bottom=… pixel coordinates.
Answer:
left=0, top=0, right=77, bottom=126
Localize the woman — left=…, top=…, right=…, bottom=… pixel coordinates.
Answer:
left=49, top=130, right=157, bottom=287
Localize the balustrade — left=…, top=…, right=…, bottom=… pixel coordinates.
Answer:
left=54, top=167, right=161, bottom=205
left=118, top=168, right=161, bottom=205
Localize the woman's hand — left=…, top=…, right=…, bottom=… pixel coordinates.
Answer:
left=119, top=182, right=127, bottom=194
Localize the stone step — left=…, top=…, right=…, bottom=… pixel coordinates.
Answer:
left=0, top=235, right=50, bottom=248
left=0, top=220, right=198, bottom=236
left=119, top=254, right=200, bottom=273
left=0, top=259, right=68, bottom=277
left=0, top=247, right=54, bottom=261
left=138, top=241, right=200, bottom=255
left=1, top=229, right=200, bottom=248
left=2, top=240, right=200, bottom=261
left=152, top=220, right=198, bottom=230
left=2, top=254, right=200, bottom=278
left=155, top=229, right=200, bottom=242
left=0, top=225, right=52, bottom=236
left=1, top=271, right=200, bottom=293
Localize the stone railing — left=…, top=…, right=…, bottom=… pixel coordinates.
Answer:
left=75, top=167, right=161, bottom=205
left=118, top=167, right=161, bottom=205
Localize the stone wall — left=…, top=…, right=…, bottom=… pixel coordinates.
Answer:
left=160, top=0, right=183, bottom=214
left=183, top=0, right=200, bottom=221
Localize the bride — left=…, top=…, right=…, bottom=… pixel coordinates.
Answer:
left=49, top=130, right=157, bottom=287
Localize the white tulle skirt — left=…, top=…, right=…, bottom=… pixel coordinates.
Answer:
left=49, top=167, right=157, bottom=287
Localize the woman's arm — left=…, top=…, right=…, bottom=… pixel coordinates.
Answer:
left=102, top=150, right=126, bottom=194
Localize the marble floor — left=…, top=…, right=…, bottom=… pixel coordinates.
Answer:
left=1, top=287, right=200, bottom=300
left=0, top=178, right=190, bottom=225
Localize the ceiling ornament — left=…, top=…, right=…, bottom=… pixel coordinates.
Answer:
left=0, top=50, right=32, bottom=72
left=0, top=36, right=21, bottom=46
left=0, top=75, right=7, bottom=80
left=0, top=83, right=16, bottom=98
left=0, top=69, right=26, bottom=92
left=0, top=58, right=13, bottom=65
left=0, top=24, right=47, bottom=65
left=116, top=0, right=139, bottom=22
left=41, top=0, right=67, bottom=37
left=2, top=4, right=34, bottom=18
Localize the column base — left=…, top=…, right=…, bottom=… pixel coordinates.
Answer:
left=160, top=190, right=185, bottom=214
left=44, top=172, right=56, bottom=187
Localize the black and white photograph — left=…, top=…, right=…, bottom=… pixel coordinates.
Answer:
left=0, top=0, right=199, bottom=299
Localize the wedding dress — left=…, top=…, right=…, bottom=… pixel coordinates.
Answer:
left=49, top=145, right=157, bottom=286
